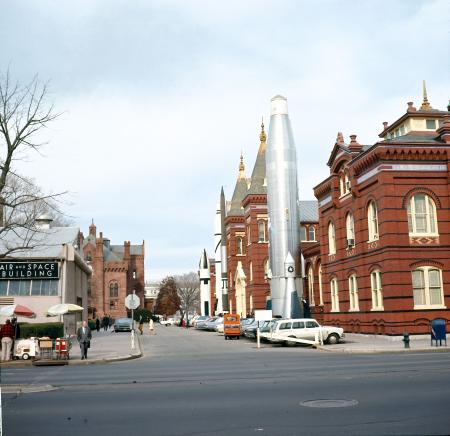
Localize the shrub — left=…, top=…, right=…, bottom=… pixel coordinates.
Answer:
left=20, top=322, right=64, bottom=339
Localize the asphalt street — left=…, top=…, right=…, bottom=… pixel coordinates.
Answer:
left=2, top=326, right=450, bottom=436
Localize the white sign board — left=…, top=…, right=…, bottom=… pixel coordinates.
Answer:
left=254, top=309, right=272, bottom=321
left=125, top=294, right=140, bottom=310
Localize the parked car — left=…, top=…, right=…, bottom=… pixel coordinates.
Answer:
left=263, top=318, right=344, bottom=345
left=240, top=318, right=256, bottom=336
left=244, top=319, right=273, bottom=340
left=192, top=315, right=209, bottom=327
left=114, top=318, right=133, bottom=332
left=204, top=316, right=223, bottom=331
left=195, top=316, right=216, bottom=330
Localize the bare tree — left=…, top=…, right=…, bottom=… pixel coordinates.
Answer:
left=0, top=69, right=66, bottom=257
left=174, top=272, right=200, bottom=326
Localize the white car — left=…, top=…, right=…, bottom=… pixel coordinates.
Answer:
left=263, top=318, right=344, bottom=345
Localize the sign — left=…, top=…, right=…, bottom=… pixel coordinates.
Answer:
left=125, top=293, right=140, bottom=310
left=254, top=309, right=273, bottom=321
left=0, top=262, right=59, bottom=280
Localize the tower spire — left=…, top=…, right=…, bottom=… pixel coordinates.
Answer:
left=238, top=151, right=246, bottom=179
left=260, top=116, right=266, bottom=143
left=420, top=80, right=433, bottom=111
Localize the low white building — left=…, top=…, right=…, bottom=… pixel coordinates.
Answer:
left=0, top=217, right=91, bottom=334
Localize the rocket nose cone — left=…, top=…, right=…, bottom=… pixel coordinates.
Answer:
left=270, top=95, right=288, bottom=115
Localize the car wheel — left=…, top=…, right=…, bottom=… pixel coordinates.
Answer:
left=22, top=353, right=30, bottom=360
left=327, top=333, right=340, bottom=345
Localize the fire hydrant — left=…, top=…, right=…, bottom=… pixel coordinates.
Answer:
left=403, top=332, right=410, bottom=349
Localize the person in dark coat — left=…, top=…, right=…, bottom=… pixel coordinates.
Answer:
left=77, top=320, right=92, bottom=360
left=102, top=315, right=109, bottom=331
left=95, top=317, right=100, bottom=332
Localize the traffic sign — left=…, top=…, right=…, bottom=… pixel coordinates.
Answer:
left=125, top=293, right=140, bottom=310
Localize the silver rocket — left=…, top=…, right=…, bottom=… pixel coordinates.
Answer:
left=198, top=249, right=211, bottom=316
left=265, top=95, right=303, bottom=318
left=214, top=197, right=224, bottom=314
left=220, top=187, right=229, bottom=312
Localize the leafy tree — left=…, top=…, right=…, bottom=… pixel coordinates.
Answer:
left=154, top=276, right=180, bottom=317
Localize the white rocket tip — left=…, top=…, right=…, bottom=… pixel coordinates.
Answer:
left=270, top=95, right=288, bottom=115
left=284, top=251, right=295, bottom=264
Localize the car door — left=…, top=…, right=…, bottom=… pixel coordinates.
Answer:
left=277, top=321, right=292, bottom=339
left=305, top=320, right=321, bottom=341
left=291, top=321, right=306, bottom=339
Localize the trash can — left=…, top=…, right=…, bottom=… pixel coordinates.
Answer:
left=431, top=319, right=447, bottom=346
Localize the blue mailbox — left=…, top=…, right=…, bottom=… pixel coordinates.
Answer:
left=431, top=319, right=447, bottom=346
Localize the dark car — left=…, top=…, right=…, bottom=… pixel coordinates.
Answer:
left=114, top=317, right=133, bottom=332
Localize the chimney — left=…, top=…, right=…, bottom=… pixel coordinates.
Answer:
left=348, top=134, right=363, bottom=152
left=103, top=238, right=110, bottom=249
left=124, top=241, right=131, bottom=260
left=407, top=102, right=417, bottom=112
left=382, top=121, right=389, bottom=130
left=96, top=232, right=104, bottom=257
left=336, top=131, right=345, bottom=145
left=437, top=116, right=450, bottom=144
left=35, top=214, right=53, bottom=229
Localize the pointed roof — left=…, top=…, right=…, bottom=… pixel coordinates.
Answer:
left=419, top=80, right=434, bottom=111
left=229, top=154, right=248, bottom=216
left=248, top=119, right=267, bottom=195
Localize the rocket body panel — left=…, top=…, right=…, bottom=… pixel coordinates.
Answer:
left=214, top=204, right=223, bottom=314
left=265, top=95, right=302, bottom=318
left=199, top=250, right=211, bottom=316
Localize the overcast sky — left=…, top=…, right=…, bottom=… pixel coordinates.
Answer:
left=1, top=0, right=448, bottom=281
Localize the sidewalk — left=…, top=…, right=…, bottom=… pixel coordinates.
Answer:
left=317, top=333, right=449, bottom=354
left=0, top=328, right=143, bottom=368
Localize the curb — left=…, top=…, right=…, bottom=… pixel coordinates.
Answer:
left=1, top=335, right=144, bottom=368
left=316, top=345, right=450, bottom=354
left=1, top=384, right=57, bottom=394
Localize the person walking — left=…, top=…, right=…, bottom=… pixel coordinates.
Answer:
left=138, top=316, right=144, bottom=335
left=1, top=319, right=15, bottom=361
left=95, top=317, right=100, bottom=332
left=77, top=320, right=92, bottom=360
left=102, top=315, right=109, bottom=331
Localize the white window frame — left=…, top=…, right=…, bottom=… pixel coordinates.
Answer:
left=237, top=237, right=243, bottom=255
left=348, top=274, right=359, bottom=311
left=328, top=222, right=336, bottom=255
left=300, top=225, right=307, bottom=242
left=346, top=213, right=355, bottom=247
left=370, top=270, right=384, bottom=311
left=249, top=261, right=253, bottom=282
left=407, top=194, right=438, bottom=236
left=330, top=278, right=339, bottom=312
left=412, top=267, right=446, bottom=309
left=340, top=171, right=351, bottom=197
left=247, top=225, right=251, bottom=245
left=307, top=266, right=315, bottom=306
left=367, top=201, right=379, bottom=241
left=258, top=220, right=266, bottom=242
left=308, top=226, right=316, bottom=241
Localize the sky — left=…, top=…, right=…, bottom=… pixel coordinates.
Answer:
left=1, top=0, right=448, bottom=281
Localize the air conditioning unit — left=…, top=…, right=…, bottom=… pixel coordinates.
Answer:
left=347, top=238, right=355, bottom=248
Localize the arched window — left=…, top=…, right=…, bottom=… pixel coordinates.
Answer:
left=412, top=267, right=444, bottom=308
left=330, top=278, right=339, bottom=312
left=237, top=237, right=243, bottom=255
left=348, top=275, right=359, bottom=311
left=407, top=194, right=438, bottom=235
left=308, top=226, right=316, bottom=241
left=370, top=270, right=383, bottom=310
left=367, top=201, right=379, bottom=241
left=300, top=226, right=307, bottom=241
left=346, top=213, right=355, bottom=247
left=328, top=222, right=336, bottom=255
left=307, top=266, right=315, bottom=306
left=318, top=263, right=323, bottom=306
left=340, top=171, right=350, bottom=196
left=109, top=282, right=118, bottom=298
left=249, top=261, right=253, bottom=282
left=258, top=220, right=266, bottom=242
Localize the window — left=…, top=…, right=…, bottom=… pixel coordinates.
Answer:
left=258, top=221, right=266, bottom=242
left=318, top=264, right=323, bottom=305
left=328, top=222, right=336, bottom=255
left=307, top=266, right=315, bottom=306
left=346, top=213, right=355, bottom=247
left=110, top=282, right=119, bottom=298
left=8, top=281, right=30, bottom=296
left=330, top=278, right=339, bottom=312
left=292, top=321, right=305, bottom=329
left=249, top=261, right=253, bottom=282
left=0, top=281, right=8, bottom=295
left=300, top=226, right=307, bottom=241
left=247, top=225, right=251, bottom=245
left=279, top=322, right=292, bottom=330
left=407, top=194, right=438, bottom=235
left=348, top=275, right=359, bottom=311
left=308, top=226, right=316, bottom=241
left=40, top=280, right=58, bottom=296
left=412, top=267, right=445, bottom=308
left=367, top=201, right=379, bottom=241
left=340, top=171, right=350, bottom=196
left=306, top=320, right=319, bottom=328
left=426, top=119, right=436, bottom=129
left=370, top=270, right=383, bottom=310
left=264, top=259, right=270, bottom=279
left=237, top=237, right=243, bottom=255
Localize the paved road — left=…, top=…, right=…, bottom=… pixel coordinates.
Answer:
left=3, top=326, right=450, bottom=435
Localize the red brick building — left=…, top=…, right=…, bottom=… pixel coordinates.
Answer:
left=82, top=221, right=145, bottom=319
left=306, top=90, right=450, bottom=334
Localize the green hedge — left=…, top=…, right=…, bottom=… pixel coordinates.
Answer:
left=20, top=322, right=64, bottom=339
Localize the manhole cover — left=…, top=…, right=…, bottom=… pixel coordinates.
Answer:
left=300, top=399, right=358, bottom=408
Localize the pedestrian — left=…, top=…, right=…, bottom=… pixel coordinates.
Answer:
left=138, top=317, right=144, bottom=335
left=108, top=316, right=113, bottom=330
left=1, top=319, right=15, bottom=361
left=149, top=318, right=155, bottom=335
left=77, top=320, right=92, bottom=360
left=102, top=315, right=109, bottom=331
left=95, top=317, right=100, bottom=332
